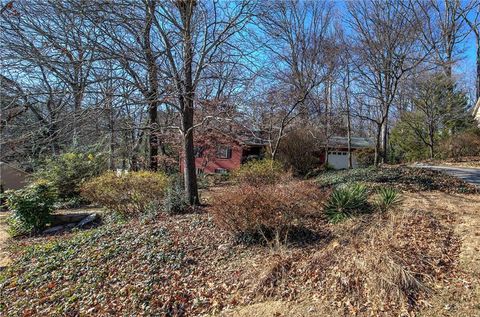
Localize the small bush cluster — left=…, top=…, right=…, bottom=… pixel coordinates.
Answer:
left=439, top=130, right=480, bottom=159
left=35, top=152, right=106, bottom=200
left=324, top=184, right=402, bottom=223
left=374, top=187, right=402, bottom=212
left=355, top=148, right=376, bottom=167
left=232, top=159, right=288, bottom=186
left=324, top=183, right=370, bottom=223
left=5, top=180, right=57, bottom=235
left=81, top=171, right=169, bottom=218
left=163, top=176, right=190, bottom=214
left=210, top=181, right=324, bottom=247
left=277, top=129, right=320, bottom=176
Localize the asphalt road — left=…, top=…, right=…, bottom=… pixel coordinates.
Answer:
left=415, top=164, right=480, bottom=187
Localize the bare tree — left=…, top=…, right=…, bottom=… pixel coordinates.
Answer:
left=347, top=0, right=428, bottom=164
left=152, top=0, right=254, bottom=204
left=460, top=1, right=480, bottom=101
left=415, top=0, right=470, bottom=79
left=252, top=0, right=334, bottom=160
left=1, top=0, right=101, bottom=147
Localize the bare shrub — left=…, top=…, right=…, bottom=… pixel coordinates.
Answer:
left=277, top=129, right=320, bottom=176
left=209, top=181, right=326, bottom=247
left=439, top=130, right=480, bottom=159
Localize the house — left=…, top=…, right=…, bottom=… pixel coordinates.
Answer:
left=181, top=132, right=373, bottom=174
left=180, top=136, right=267, bottom=175
left=473, top=97, right=480, bottom=127
left=0, top=162, right=29, bottom=192
left=319, top=136, right=374, bottom=170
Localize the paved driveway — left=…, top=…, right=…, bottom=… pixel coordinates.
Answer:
left=415, top=164, right=480, bottom=187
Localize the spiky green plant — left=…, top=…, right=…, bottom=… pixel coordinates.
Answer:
left=324, top=183, right=370, bottom=223
left=375, top=187, right=402, bottom=212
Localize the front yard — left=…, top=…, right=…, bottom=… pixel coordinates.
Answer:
left=0, top=167, right=479, bottom=316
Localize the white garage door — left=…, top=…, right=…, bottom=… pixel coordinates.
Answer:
left=328, top=151, right=357, bottom=169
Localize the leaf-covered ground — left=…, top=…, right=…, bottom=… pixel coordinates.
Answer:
left=318, top=166, right=478, bottom=193
left=2, top=188, right=478, bottom=316
left=0, top=212, right=11, bottom=268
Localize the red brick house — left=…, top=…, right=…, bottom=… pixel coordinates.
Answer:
left=180, top=134, right=373, bottom=174
left=179, top=137, right=266, bottom=175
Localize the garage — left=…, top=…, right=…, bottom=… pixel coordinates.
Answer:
left=327, top=151, right=358, bottom=169
left=319, top=136, right=374, bottom=170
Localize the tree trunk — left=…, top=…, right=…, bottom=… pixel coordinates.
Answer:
left=182, top=124, right=199, bottom=205
left=324, top=80, right=331, bottom=165
left=380, top=118, right=388, bottom=164
left=131, top=130, right=144, bottom=171
left=374, top=124, right=382, bottom=166
left=148, top=104, right=158, bottom=171
left=72, top=85, right=83, bottom=147
left=429, top=129, right=435, bottom=159
left=109, top=111, right=115, bottom=171
left=145, top=0, right=159, bottom=171
left=346, top=102, right=353, bottom=169
left=476, top=36, right=480, bottom=101
left=180, top=0, right=199, bottom=205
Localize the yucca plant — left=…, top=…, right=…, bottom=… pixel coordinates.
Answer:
left=324, top=183, right=370, bottom=223
left=375, top=187, right=402, bottom=212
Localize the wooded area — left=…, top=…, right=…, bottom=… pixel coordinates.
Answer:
left=1, top=0, right=479, bottom=203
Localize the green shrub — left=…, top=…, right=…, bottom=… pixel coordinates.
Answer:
left=163, top=176, right=190, bottom=214
left=324, top=183, right=370, bottom=223
left=5, top=180, right=57, bottom=235
left=35, top=152, right=107, bottom=200
left=232, top=159, right=288, bottom=186
left=375, top=187, right=402, bottom=212
left=80, top=171, right=169, bottom=218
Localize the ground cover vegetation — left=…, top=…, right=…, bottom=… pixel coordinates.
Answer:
left=2, top=158, right=478, bottom=316
left=318, top=166, right=479, bottom=194
left=0, top=189, right=469, bottom=316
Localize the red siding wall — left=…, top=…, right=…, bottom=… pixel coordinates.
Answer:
left=180, top=143, right=243, bottom=174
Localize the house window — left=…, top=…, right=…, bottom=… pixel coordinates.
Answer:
left=215, top=168, right=228, bottom=174
left=194, top=146, right=204, bottom=158
left=216, top=145, right=232, bottom=159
